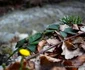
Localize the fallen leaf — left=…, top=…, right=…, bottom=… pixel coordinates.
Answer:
left=42, top=45, right=55, bottom=52
left=72, top=24, right=79, bottom=30
left=63, top=60, right=78, bottom=70
left=47, top=38, right=60, bottom=45
left=72, top=54, right=85, bottom=66
left=37, top=40, right=46, bottom=52
left=6, top=60, right=28, bottom=70
left=40, top=55, right=61, bottom=63
left=65, top=41, right=76, bottom=51
left=72, top=37, right=84, bottom=44
left=60, top=24, right=69, bottom=31
left=62, top=42, right=82, bottom=59
left=40, top=55, right=62, bottom=70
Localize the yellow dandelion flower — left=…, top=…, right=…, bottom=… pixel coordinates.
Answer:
left=19, top=49, right=30, bottom=56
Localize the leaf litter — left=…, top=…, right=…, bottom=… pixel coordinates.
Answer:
left=5, top=16, right=85, bottom=70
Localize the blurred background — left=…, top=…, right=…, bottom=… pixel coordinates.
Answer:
left=0, top=0, right=85, bottom=69
left=0, top=0, right=85, bottom=33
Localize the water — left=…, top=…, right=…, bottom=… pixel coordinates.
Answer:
left=0, top=1, right=85, bottom=34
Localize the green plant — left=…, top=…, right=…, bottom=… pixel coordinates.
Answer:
left=61, top=16, right=82, bottom=24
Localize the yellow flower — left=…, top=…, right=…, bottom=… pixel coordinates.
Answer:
left=19, top=49, right=30, bottom=56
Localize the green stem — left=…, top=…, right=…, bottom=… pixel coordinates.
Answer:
left=20, top=56, right=24, bottom=70
left=2, top=63, right=6, bottom=70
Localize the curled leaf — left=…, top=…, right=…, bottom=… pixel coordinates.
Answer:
left=62, top=42, right=82, bottom=59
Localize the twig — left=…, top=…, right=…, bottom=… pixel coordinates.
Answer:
left=27, top=32, right=85, bottom=60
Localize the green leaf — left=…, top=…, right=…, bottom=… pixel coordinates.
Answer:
left=61, top=16, right=82, bottom=25
left=27, top=45, right=36, bottom=52
left=30, top=40, right=40, bottom=45
left=47, top=24, right=59, bottom=30
left=64, top=28, right=76, bottom=35
left=60, top=31, right=67, bottom=38
left=16, top=39, right=26, bottom=48
left=29, top=33, right=42, bottom=43
left=45, top=30, right=55, bottom=33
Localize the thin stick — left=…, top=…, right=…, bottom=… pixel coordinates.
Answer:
left=27, top=32, right=85, bottom=60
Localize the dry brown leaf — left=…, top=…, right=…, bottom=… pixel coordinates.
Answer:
left=60, top=24, right=69, bottom=31
left=47, top=38, right=60, bottom=45
left=72, top=54, right=85, bottom=66
left=72, top=37, right=84, bottom=44
left=6, top=60, right=28, bottom=70
left=63, top=60, right=78, bottom=70
left=65, top=41, right=76, bottom=51
left=40, top=55, right=61, bottom=63
left=62, top=42, right=82, bottom=59
left=37, top=40, right=46, bottom=52
left=42, top=45, right=55, bottom=52
left=40, top=55, right=62, bottom=70
left=72, top=24, right=79, bottom=30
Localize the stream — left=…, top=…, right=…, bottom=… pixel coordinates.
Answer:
left=0, top=1, right=85, bottom=70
